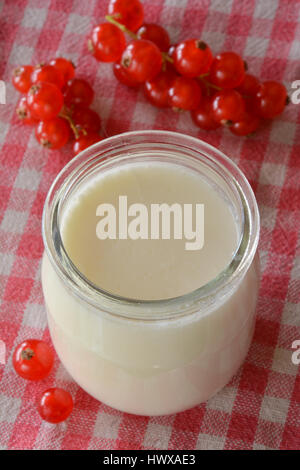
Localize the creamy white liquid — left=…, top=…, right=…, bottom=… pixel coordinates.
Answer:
left=61, top=163, right=238, bottom=300
left=42, top=161, right=259, bottom=415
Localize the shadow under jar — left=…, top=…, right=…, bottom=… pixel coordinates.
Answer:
left=42, top=130, right=260, bottom=416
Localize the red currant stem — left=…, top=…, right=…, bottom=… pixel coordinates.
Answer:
left=105, top=15, right=174, bottom=64
left=75, top=126, right=88, bottom=137
left=198, top=73, right=209, bottom=78
left=59, top=109, right=80, bottom=139
left=199, top=77, right=221, bottom=91
left=162, top=52, right=173, bottom=63
left=105, top=15, right=137, bottom=39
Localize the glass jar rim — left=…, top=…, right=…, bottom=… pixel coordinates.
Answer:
left=42, top=130, right=260, bottom=321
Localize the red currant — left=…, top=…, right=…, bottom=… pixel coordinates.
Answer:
left=236, top=73, right=260, bottom=97
left=168, top=76, right=202, bottom=111
left=212, top=89, right=245, bottom=124
left=88, top=23, right=126, bottom=62
left=31, top=64, right=64, bottom=89
left=230, top=112, right=261, bottom=136
left=254, top=81, right=287, bottom=119
left=71, top=105, right=101, bottom=134
left=27, top=82, right=64, bottom=120
left=191, top=96, right=221, bottom=130
left=113, top=61, right=140, bottom=87
left=210, top=52, right=245, bottom=89
left=64, top=78, right=94, bottom=107
left=38, top=388, right=73, bottom=423
left=144, top=67, right=176, bottom=108
left=12, top=65, right=33, bottom=93
left=73, top=132, right=103, bottom=155
left=174, top=40, right=213, bottom=78
left=121, top=40, right=162, bottom=83
left=16, top=96, right=37, bottom=125
left=13, top=339, right=54, bottom=381
left=108, top=0, right=144, bottom=32
left=137, top=23, right=170, bottom=52
left=49, top=57, right=75, bottom=85
left=36, top=117, right=70, bottom=149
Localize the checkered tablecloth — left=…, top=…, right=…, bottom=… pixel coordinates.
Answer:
left=0, top=0, right=299, bottom=451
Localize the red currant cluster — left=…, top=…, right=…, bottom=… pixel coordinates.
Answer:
left=12, top=58, right=103, bottom=155
left=89, top=0, right=288, bottom=137
left=13, top=338, right=73, bottom=423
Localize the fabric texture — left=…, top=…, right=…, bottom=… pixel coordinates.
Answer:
left=0, top=0, right=299, bottom=450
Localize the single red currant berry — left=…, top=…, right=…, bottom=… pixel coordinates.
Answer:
left=12, top=65, right=33, bottom=93
left=121, top=40, right=162, bottom=83
left=31, top=64, right=64, bottom=89
left=144, top=67, right=177, bottom=108
left=212, top=89, right=245, bottom=124
left=88, top=23, right=126, bottom=63
left=73, top=132, right=103, bottom=155
left=71, top=105, right=101, bottom=134
left=168, top=76, right=202, bottom=111
left=113, top=61, right=140, bottom=87
left=137, top=23, right=170, bottom=52
left=254, top=81, right=287, bottom=119
left=13, top=339, right=54, bottom=381
left=174, top=39, right=213, bottom=78
left=27, top=82, right=64, bottom=120
left=108, top=0, right=144, bottom=32
left=191, top=96, right=221, bottom=130
left=49, top=57, right=75, bottom=85
left=36, top=118, right=70, bottom=149
left=210, top=52, right=245, bottom=89
left=230, top=112, right=261, bottom=136
left=16, top=96, right=37, bottom=125
left=64, top=78, right=94, bottom=107
left=236, top=73, right=260, bottom=97
left=38, top=388, right=73, bottom=423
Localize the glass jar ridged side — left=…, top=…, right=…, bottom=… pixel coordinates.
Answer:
left=41, top=130, right=260, bottom=416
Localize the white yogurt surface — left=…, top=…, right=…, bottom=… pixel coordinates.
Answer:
left=60, top=162, right=238, bottom=300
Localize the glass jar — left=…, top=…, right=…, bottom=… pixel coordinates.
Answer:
left=42, top=130, right=260, bottom=416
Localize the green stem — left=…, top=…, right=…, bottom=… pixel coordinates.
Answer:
left=105, top=15, right=137, bottom=39
left=105, top=15, right=174, bottom=64
left=162, top=52, right=173, bottom=63
left=59, top=108, right=80, bottom=139
left=199, top=77, right=221, bottom=91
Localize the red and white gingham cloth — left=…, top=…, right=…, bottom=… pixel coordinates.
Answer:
left=0, top=0, right=299, bottom=451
